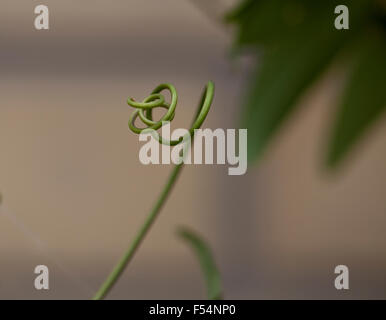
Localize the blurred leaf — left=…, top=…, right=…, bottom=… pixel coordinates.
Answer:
left=326, top=31, right=386, bottom=167
left=229, top=0, right=372, bottom=162
left=241, top=12, right=348, bottom=162
left=225, top=0, right=255, bottom=22
left=227, top=0, right=329, bottom=47
left=177, top=227, right=222, bottom=300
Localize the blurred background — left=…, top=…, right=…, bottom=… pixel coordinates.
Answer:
left=0, top=0, right=385, bottom=299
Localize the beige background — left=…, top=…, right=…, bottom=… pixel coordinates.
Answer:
left=0, top=0, right=386, bottom=299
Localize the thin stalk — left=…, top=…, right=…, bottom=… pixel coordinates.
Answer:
left=93, top=163, right=183, bottom=300
left=93, top=81, right=214, bottom=300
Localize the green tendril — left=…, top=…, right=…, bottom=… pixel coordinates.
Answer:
left=93, top=81, right=215, bottom=300
left=128, top=82, right=214, bottom=145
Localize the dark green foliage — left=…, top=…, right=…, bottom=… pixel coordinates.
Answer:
left=326, top=31, right=386, bottom=167
left=228, top=0, right=386, bottom=167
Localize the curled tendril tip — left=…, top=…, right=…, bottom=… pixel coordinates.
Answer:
left=127, top=81, right=214, bottom=146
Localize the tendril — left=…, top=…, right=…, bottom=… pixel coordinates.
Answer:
left=93, top=81, right=215, bottom=300
left=127, top=81, right=214, bottom=145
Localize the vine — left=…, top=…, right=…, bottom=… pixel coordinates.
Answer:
left=93, top=81, right=215, bottom=300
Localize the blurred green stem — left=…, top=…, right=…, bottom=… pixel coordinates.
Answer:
left=93, top=163, right=183, bottom=300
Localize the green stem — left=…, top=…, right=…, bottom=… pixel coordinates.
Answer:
left=93, top=163, right=183, bottom=300
left=93, top=81, right=214, bottom=300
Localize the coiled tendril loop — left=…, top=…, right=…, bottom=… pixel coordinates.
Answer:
left=128, top=81, right=214, bottom=146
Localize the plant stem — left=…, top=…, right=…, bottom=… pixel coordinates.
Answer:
left=93, top=81, right=214, bottom=300
left=93, top=163, right=184, bottom=300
